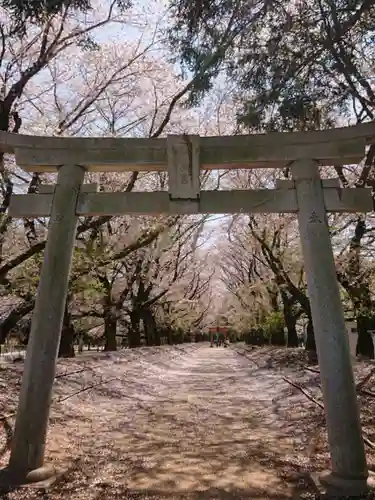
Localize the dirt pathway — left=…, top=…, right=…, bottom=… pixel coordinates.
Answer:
left=1, top=345, right=319, bottom=499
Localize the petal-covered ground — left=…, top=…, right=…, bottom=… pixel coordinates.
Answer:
left=0, top=344, right=374, bottom=499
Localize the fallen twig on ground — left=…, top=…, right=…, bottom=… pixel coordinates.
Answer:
left=356, top=367, right=375, bottom=391
left=362, top=432, right=375, bottom=449
left=230, top=346, right=260, bottom=367
left=56, top=376, right=119, bottom=402
left=360, top=388, right=375, bottom=398
left=282, top=376, right=324, bottom=410
left=304, top=366, right=320, bottom=375
left=55, top=368, right=88, bottom=379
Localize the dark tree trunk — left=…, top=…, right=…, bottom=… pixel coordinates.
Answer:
left=0, top=300, right=35, bottom=343
left=339, top=218, right=374, bottom=359
left=104, top=312, right=117, bottom=351
left=281, top=292, right=299, bottom=347
left=59, top=327, right=75, bottom=357
left=270, top=328, right=286, bottom=346
left=17, top=317, right=31, bottom=345
left=167, top=329, right=172, bottom=345
left=356, top=316, right=375, bottom=359
left=154, top=327, right=161, bottom=346
left=142, top=308, right=158, bottom=346
left=128, top=310, right=141, bottom=348
left=285, top=316, right=298, bottom=347
left=158, top=327, right=167, bottom=345
left=305, top=318, right=316, bottom=352
left=59, top=306, right=75, bottom=358
left=268, top=287, right=279, bottom=312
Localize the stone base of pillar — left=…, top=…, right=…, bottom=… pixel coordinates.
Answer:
left=0, top=464, right=65, bottom=489
left=313, top=470, right=373, bottom=497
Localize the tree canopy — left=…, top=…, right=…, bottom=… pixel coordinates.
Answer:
left=1, top=0, right=130, bottom=31
left=168, top=0, right=375, bottom=130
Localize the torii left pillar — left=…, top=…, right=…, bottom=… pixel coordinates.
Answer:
left=6, top=163, right=85, bottom=482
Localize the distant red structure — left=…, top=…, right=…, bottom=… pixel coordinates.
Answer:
left=209, top=326, right=228, bottom=344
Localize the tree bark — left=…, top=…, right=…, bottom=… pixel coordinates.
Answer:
left=268, top=286, right=280, bottom=312
left=104, top=311, right=117, bottom=351
left=58, top=305, right=75, bottom=358
left=270, top=327, right=286, bottom=346
left=154, top=326, right=161, bottom=346
left=281, top=291, right=299, bottom=347
left=0, top=300, right=35, bottom=343
left=356, top=316, right=375, bottom=359
left=128, top=310, right=141, bottom=348
left=305, top=317, right=316, bottom=353
left=337, top=217, right=375, bottom=358
left=142, top=308, right=158, bottom=346
left=167, top=328, right=172, bottom=345
left=286, top=319, right=298, bottom=347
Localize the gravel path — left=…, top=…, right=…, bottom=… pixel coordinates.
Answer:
left=0, top=345, right=323, bottom=499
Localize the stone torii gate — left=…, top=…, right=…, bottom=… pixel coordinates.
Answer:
left=1, top=123, right=375, bottom=495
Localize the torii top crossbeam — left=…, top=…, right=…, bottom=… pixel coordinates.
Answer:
left=5, top=121, right=375, bottom=218
left=0, top=121, right=374, bottom=172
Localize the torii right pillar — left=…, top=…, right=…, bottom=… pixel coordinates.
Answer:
left=291, top=159, right=368, bottom=496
